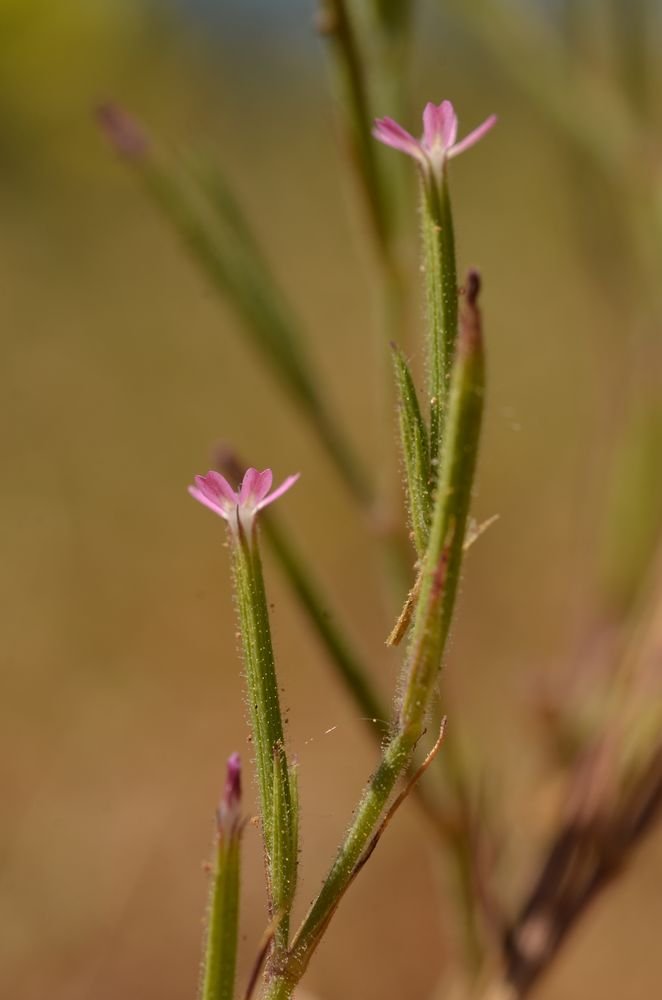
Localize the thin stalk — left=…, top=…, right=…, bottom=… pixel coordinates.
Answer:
left=262, top=513, right=386, bottom=727
left=201, top=839, right=240, bottom=1000
left=318, top=0, right=394, bottom=264
left=215, top=452, right=452, bottom=838
left=444, top=0, right=662, bottom=287
left=423, top=169, right=458, bottom=470
left=263, top=274, right=486, bottom=997
left=368, top=0, right=416, bottom=123
left=215, top=449, right=386, bottom=729
left=609, top=0, right=650, bottom=116
left=97, top=105, right=372, bottom=507
left=200, top=755, right=243, bottom=1000
left=317, top=0, right=412, bottom=575
left=271, top=729, right=419, bottom=995
left=232, top=525, right=294, bottom=950
left=398, top=272, right=483, bottom=730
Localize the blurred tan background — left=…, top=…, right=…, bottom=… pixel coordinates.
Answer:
left=2, top=2, right=661, bottom=999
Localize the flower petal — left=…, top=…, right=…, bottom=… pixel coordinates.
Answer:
left=440, top=101, right=458, bottom=147
left=372, top=117, right=424, bottom=161
left=256, top=473, right=300, bottom=512
left=422, top=101, right=457, bottom=151
left=198, top=471, right=238, bottom=503
left=188, top=484, right=231, bottom=519
left=447, top=114, right=497, bottom=159
left=239, top=467, right=273, bottom=505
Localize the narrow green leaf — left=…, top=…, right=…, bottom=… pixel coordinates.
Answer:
left=391, top=344, right=432, bottom=557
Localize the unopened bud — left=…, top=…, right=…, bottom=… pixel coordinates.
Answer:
left=217, top=752, right=242, bottom=836
left=96, top=102, right=150, bottom=160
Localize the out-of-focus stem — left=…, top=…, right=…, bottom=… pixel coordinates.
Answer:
left=97, top=105, right=372, bottom=508
left=318, top=0, right=394, bottom=260
left=444, top=0, right=662, bottom=268
left=368, top=0, right=415, bottom=120
left=445, top=0, right=639, bottom=176
left=608, top=0, right=650, bottom=116
left=262, top=512, right=385, bottom=727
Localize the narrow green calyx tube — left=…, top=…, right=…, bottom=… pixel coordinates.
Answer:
left=200, top=753, right=243, bottom=1000
left=188, top=465, right=301, bottom=954
left=232, top=522, right=296, bottom=947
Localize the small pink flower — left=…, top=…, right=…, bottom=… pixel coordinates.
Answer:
left=217, top=752, right=242, bottom=837
left=373, top=100, right=496, bottom=176
left=189, top=466, right=299, bottom=534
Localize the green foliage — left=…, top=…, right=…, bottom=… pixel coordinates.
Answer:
left=271, top=746, right=298, bottom=946
left=232, top=529, right=291, bottom=895
left=391, top=344, right=431, bottom=557
left=422, top=171, right=458, bottom=465
left=398, top=274, right=485, bottom=733
left=200, top=834, right=241, bottom=1000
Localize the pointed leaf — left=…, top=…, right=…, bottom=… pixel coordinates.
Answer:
left=391, top=344, right=432, bottom=557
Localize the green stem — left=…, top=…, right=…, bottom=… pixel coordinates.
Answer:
left=200, top=836, right=241, bottom=1000
left=283, top=729, right=419, bottom=987
left=320, top=0, right=394, bottom=263
left=232, top=525, right=294, bottom=949
left=261, top=502, right=480, bottom=866
left=262, top=977, right=292, bottom=1000
left=609, top=0, right=649, bottom=116
left=264, top=275, right=486, bottom=997
left=399, top=272, right=484, bottom=731
left=423, top=169, right=458, bottom=468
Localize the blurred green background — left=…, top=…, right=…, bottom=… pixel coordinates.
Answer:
left=2, top=2, right=661, bottom=999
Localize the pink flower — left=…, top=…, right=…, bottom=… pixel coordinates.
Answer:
left=373, top=100, right=496, bottom=176
left=189, top=466, right=299, bottom=534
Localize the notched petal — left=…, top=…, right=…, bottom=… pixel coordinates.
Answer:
left=373, top=117, right=424, bottom=161
left=448, top=114, right=497, bottom=159
left=257, top=473, right=300, bottom=512
left=188, top=484, right=231, bottom=519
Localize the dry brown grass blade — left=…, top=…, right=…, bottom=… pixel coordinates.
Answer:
left=386, top=564, right=423, bottom=646
left=502, top=745, right=662, bottom=997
